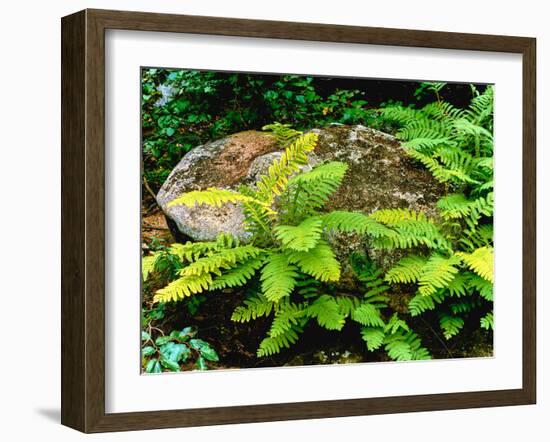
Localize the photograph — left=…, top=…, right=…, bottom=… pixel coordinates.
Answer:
left=140, top=69, right=495, bottom=373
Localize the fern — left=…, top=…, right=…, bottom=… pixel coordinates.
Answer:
left=154, top=273, right=213, bottom=303
left=274, top=216, right=323, bottom=251
left=287, top=240, right=341, bottom=282
left=439, top=314, right=465, bottom=340
left=385, top=255, right=427, bottom=284
left=260, top=253, right=299, bottom=302
left=480, top=312, right=494, bottom=330
left=306, top=295, right=346, bottom=330
left=210, top=258, right=264, bottom=290
left=257, top=324, right=302, bottom=357
left=457, top=247, right=494, bottom=283
left=231, top=294, right=274, bottom=322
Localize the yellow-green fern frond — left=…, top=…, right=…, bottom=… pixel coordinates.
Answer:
left=457, top=246, right=494, bottom=283
left=168, top=187, right=273, bottom=212
left=255, top=132, right=318, bottom=202
left=274, top=217, right=323, bottom=252
left=351, top=302, right=385, bottom=327
left=385, top=255, right=427, bottom=284
left=439, top=314, right=465, bottom=340
left=181, top=245, right=265, bottom=277
left=209, top=258, right=265, bottom=290
left=306, top=295, right=346, bottom=330
left=268, top=302, right=306, bottom=337
left=231, top=294, right=274, bottom=322
left=153, top=273, right=213, bottom=303
left=418, top=254, right=462, bottom=296
left=322, top=211, right=395, bottom=238
left=260, top=253, right=299, bottom=302
left=257, top=325, right=302, bottom=356
left=361, top=327, right=386, bottom=351
left=287, top=240, right=340, bottom=282
left=142, top=255, right=157, bottom=281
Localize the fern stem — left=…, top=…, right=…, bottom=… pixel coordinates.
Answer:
left=418, top=316, right=454, bottom=358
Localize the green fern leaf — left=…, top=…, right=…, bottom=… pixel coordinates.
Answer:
left=274, top=216, right=323, bottom=251
left=361, top=327, right=385, bottom=351
left=257, top=325, right=302, bottom=356
left=231, top=294, right=274, bottom=322
left=209, top=258, right=265, bottom=290
left=480, top=312, right=494, bottom=330
left=457, top=246, right=494, bottom=283
left=142, top=255, right=157, bottom=281
left=418, top=254, right=462, bottom=296
left=306, top=295, right=346, bottom=330
left=352, top=302, right=385, bottom=327
left=439, top=314, right=465, bottom=340
left=260, top=253, right=299, bottom=302
left=153, top=273, right=213, bottom=303
left=287, top=240, right=341, bottom=282
left=385, top=255, right=427, bottom=284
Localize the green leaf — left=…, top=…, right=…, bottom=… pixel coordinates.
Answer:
left=145, top=358, right=161, bottom=373
left=141, top=346, right=156, bottom=357
left=160, top=356, right=180, bottom=372
left=155, top=335, right=173, bottom=346
left=196, top=356, right=208, bottom=370
left=141, top=331, right=151, bottom=341
left=166, top=127, right=175, bottom=136
left=160, top=342, right=191, bottom=363
left=200, top=346, right=219, bottom=362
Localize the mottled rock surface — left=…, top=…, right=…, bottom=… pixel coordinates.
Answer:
left=157, top=125, right=445, bottom=285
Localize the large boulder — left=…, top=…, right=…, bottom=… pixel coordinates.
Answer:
left=156, top=125, right=445, bottom=288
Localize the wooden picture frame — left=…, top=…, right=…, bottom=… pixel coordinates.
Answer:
left=61, top=8, right=536, bottom=433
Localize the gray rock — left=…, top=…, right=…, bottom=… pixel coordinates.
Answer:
left=157, top=125, right=445, bottom=286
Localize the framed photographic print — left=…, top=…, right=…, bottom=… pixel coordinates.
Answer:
left=61, top=9, right=536, bottom=433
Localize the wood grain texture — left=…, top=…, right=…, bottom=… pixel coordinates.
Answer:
left=61, top=8, right=537, bottom=433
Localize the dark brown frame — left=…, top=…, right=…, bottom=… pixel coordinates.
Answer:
left=61, top=8, right=536, bottom=433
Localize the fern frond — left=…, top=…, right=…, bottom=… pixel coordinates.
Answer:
left=209, top=258, right=265, bottom=290
left=351, top=302, right=385, bottom=327
left=439, top=314, right=465, bottom=340
left=417, top=254, right=462, bottom=296
left=457, top=246, right=494, bottom=283
left=284, top=162, right=348, bottom=216
left=153, top=273, right=213, bottom=303
left=384, top=329, right=431, bottom=361
left=274, top=216, right=323, bottom=252
left=468, top=273, right=493, bottom=301
left=255, top=132, right=318, bottom=202
left=257, top=324, right=302, bottom=356
left=322, top=211, right=395, bottom=237
left=168, top=187, right=272, bottom=211
left=408, top=292, right=445, bottom=316
left=262, top=122, right=303, bottom=145
left=480, top=312, right=494, bottom=330
left=385, top=255, right=427, bottom=284
left=180, top=245, right=264, bottom=277
left=142, top=255, right=157, bottom=281
left=306, top=295, right=346, bottom=330
left=287, top=240, right=341, bottom=282
left=260, top=253, right=299, bottom=302
left=361, top=327, right=386, bottom=351
left=231, top=294, right=274, bottom=322
left=268, top=302, right=306, bottom=337
left=169, top=235, right=238, bottom=262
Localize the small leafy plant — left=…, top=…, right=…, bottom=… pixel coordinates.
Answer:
left=141, top=326, right=219, bottom=373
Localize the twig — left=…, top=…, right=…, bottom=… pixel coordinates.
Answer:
left=419, top=316, right=454, bottom=358
left=143, top=176, right=158, bottom=203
